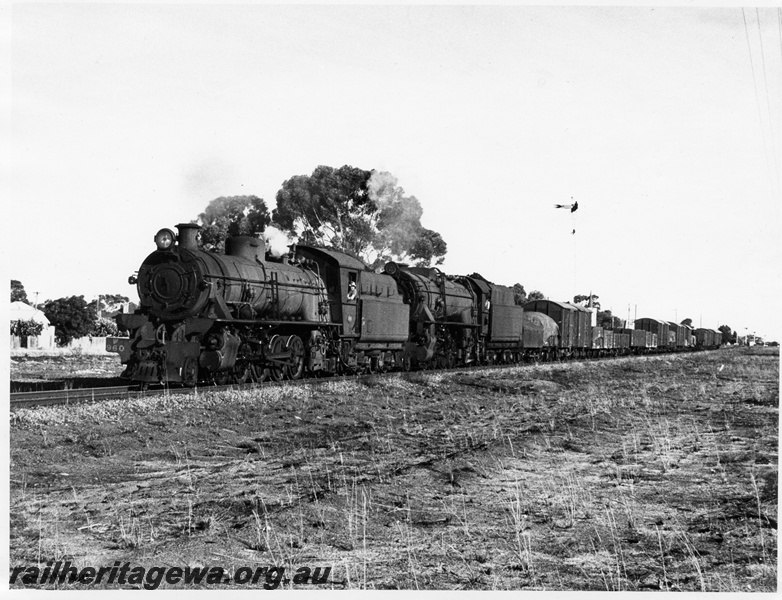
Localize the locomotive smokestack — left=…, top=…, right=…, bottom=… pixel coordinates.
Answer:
left=176, top=223, right=201, bottom=250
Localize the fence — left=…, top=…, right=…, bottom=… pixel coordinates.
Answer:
left=10, top=335, right=109, bottom=354
left=10, top=328, right=57, bottom=350
left=67, top=336, right=109, bottom=352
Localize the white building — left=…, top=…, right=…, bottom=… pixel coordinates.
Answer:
left=10, top=301, right=56, bottom=348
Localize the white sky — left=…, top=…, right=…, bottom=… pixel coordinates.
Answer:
left=6, top=4, right=782, bottom=340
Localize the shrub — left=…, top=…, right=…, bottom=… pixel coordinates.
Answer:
left=10, top=320, right=43, bottom=337
left=90, top=317, right=119, bottom=337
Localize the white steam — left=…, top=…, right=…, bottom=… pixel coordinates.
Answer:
left=263, top=225, right=294, bottom=258
left=366, top=170, right=424, bottom=264
left=367, top=170, right=402, bottom=209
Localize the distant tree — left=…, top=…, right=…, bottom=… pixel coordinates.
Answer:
left=273, top=166, right=447, bottom=268
left=43, top=296, right=94, bottom=346
left=87, top=294, right=130, bottom=319
left=11, top=280, right=28, bottom=304
left=597, top=309, right=623, bottom=330
left=403, top=228, right=447, bottom=267
left=527, top=290, right=545, bottom=302
left=90, top=317, right=119, bottom=337
left=512, top=283, right=526, bottom=305
left=273, top=165, right=374, bottom=256
left=101, top=293, right=129, bottom=306
left=680, top=318, right=693, bottom=327
left=197, top=195, right=271, bottom=252
left=573, top=294, right=601, bottom=309
left=718, top=324, right=733, bottom=345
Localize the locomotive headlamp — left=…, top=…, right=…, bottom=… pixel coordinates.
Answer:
left=154, top=228, right=176, bottom=250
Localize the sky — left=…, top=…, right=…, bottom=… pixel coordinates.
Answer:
left=6, top=4, right=782, bottom=341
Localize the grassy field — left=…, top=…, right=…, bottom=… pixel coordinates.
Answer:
left=9, top=347, right=778, bottom=590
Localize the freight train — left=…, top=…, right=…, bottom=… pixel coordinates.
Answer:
left=107, top=223, right=722, bottom=387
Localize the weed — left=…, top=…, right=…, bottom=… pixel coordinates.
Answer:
left=505, top=480, right=534, bottom=575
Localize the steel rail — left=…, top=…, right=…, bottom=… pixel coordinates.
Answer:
left=10, top=348, right=727, bottom=410
left=9, top=359, right=522, bottom=409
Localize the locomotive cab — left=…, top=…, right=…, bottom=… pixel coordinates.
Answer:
left=295, top=246, right=410, bottom=372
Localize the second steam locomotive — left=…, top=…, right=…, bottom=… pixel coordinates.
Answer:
left=108, top=223, right=721, bottom=387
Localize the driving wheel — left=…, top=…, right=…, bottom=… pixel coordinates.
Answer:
left=284, top=335, right=305, bottom=380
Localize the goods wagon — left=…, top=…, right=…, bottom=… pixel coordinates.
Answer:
left=522, top=299, right=586, bottom=350
left=635, top=318, right=672, bottom=349
left=667, top=322, right=688, bottom=348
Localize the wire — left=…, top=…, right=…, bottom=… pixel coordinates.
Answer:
left=743, top=8, right=780, bottom=200
left=778, top=8, right=782, bottom=60
left=755, top=9, right=781, bottom=194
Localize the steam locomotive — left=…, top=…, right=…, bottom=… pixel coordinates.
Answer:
left=107, top=223, right=721, bottom=387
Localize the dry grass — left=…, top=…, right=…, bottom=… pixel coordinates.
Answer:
left=9, top=347, right=778, bottom=590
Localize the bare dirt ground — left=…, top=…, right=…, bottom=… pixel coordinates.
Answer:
left=9, top=347, right=778, bottom=590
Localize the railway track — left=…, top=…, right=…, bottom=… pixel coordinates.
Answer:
left=9, top=360, right=527, bottom=410
left=8, top=372, right=389, bottom=409
left=10, top=348, right=728, bottom=410
left=10, top=385, right=145, bottom=409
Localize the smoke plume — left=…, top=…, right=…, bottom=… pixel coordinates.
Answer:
left=264, top=225, right=294, bottom=258
left=366, top=170, right=424, bottom=261
left=367, top=170, right=401, bottom=208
